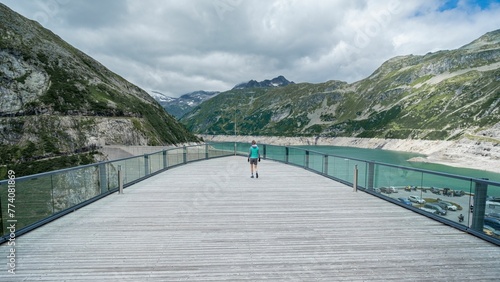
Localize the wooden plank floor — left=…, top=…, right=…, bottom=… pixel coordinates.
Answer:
left=1, top=156, right=499, bottom=281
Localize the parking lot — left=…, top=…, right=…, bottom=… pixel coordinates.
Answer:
left=377, top=186, right=473, bottom=224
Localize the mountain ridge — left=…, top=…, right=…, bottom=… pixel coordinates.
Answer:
left=152, top=90, right=220, bottom=119
left=181, top=29, right=500, bottom=141
left=232, top=75, right=295, bottom=89
left=153, top=75, right=293, bottom=118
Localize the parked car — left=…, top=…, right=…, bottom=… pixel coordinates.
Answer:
left=380, top=187, right=392, bottom=194
left=484, top=217, right=500, bottom=231
left=408, top=195, right=425, bottom=204
left=398, top=198, right=412, bottom=206
left=435, top=201, right=450, bottom=211
left=486, top=201, right=500, bottom=215
left=453, top=190, right=465, bottom=197
left=420, top=207, right=438, bottom=214
left=389, top=186, right=398, bottom=193
left=436, top=200, right=458, bottom=211
left=484, top=217, right=500, bottom=239
left=486, top=196, right=500, bottom=202
left=443, top=188, right=453, bottom=196
left=487, top=212, right=500, bottom=219
left=430, top=187, right=441, bottom=194
left=423, top=203, right=447, bottom=215
left=483, top=226, right=500, bottom=239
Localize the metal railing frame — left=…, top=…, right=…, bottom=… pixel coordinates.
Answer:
left=0, top=143, right=235, bottom=244
left=244, top=143, right=500, bottom=246
left=1, top=141, right=499, bottom=246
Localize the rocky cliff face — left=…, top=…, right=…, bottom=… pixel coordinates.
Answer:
left=0, top=4, right=199, bottom=177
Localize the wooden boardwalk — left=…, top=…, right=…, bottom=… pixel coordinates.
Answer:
left=1, top=156, right=499, bottom=281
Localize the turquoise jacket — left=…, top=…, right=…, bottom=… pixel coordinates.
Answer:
left=248, top=145, right=260, bottom=159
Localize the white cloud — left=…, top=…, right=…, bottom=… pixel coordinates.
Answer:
left=1, top=0, right=499, bottom=97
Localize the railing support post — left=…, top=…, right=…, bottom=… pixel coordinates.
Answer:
left=118, top=165, right=124, bottom=194
left=205, top=144, right=209, bottom=159
left=144, top=154, right=149, bottom=176
left=367, top=161, right=375, bottom=190
left=471, top=179, right=488, bottom=232
left=285, top=147, right=289, bottom=164
left=353, top=165, right=358, bottom=192
left=99, top=162, right=107, bottom=193
left=305, top=150, right=310, bottom=169
left=163, top=150, right=168, bottom=169
left=323, top=155, right=328, bottom=175
left=183, top=146, right=187, bottom=164
left=263, top=144, right=267, bottom=159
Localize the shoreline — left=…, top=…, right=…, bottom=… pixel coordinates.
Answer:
left=200, top=135, right=500, bottom=174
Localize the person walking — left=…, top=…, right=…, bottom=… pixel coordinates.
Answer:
left=248, top=140, right=261, bottom=178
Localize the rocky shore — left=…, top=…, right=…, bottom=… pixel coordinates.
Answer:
left=200, top=134, right=500, bottom=174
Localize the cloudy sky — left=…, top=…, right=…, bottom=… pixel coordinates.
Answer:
left=1, top=0, right=499, bottom=97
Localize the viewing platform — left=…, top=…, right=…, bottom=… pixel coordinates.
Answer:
left=1, top=156, right=499, bottom=281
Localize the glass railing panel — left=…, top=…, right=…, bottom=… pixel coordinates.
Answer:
left=414, top=173, right=473, bottom=223
left=0, top=174, right=54, bottom=232
left=265, top=145, right=286, bottom=162
left=308, top=151, right=324, bottom=174
left=106, top=162, right=119, bottom=190
left=206, top=143, right=217, bottom=158
left=137, top=156, right=146, bottom=179
left=486, top=182, right=500, bottom=215
left=186, top=146, right=197, bottom=162
left=187, top=145, right=207, bottom=162
left=207, top=143, right=226, bottom=158
left=350, top=160, right=368, bottom=189
left=373, top=163, right=418, bottom=190
left=51, top=166, right=100, bottom=212
left=327, top=156, right=352, bottom=183
left=372, top=163, right=424, bottom=203
left=117, top=156, right=144, bottom=184
left=470, top=180, right=500, bottom=240
left=288, top=147, right=305, bottom=166
left=167, top=148, right=184, bottom=167
left=208, top=142, right=239, bottom=157
left=236, top=142, right=249, bottom=155
left=206, top=144, right=216, bottom=158
left=111, top=159, right=129, bottom=185
left=150, top=151, right=165, bottom=174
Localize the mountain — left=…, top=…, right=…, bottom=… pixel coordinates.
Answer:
left=152, top=90, right=220, bottom=119
left=232, top=75, right=294, bottom=89
left=181, top=30, right=500, bottom=140
left=0, top=4, right=199, bottom=178
left=153, top=76, right=293, bottom=119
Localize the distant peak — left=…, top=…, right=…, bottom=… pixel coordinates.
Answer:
left=233, top=76, right=294, bottom=89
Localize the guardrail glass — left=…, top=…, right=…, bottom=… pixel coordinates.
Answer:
left=1, top=141, right=499, bottom=245
left=254, top=143, right=500, bottom=244
left=0, top=144, right=234, bottom=243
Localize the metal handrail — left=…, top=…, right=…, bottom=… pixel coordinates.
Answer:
left=249, top=142, right=499, bottom=246
left=265, top=144, right=499, bottom=186
left=0, top=143, right=234, bottom=243
left=1, top=141, right=498, bottom=246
